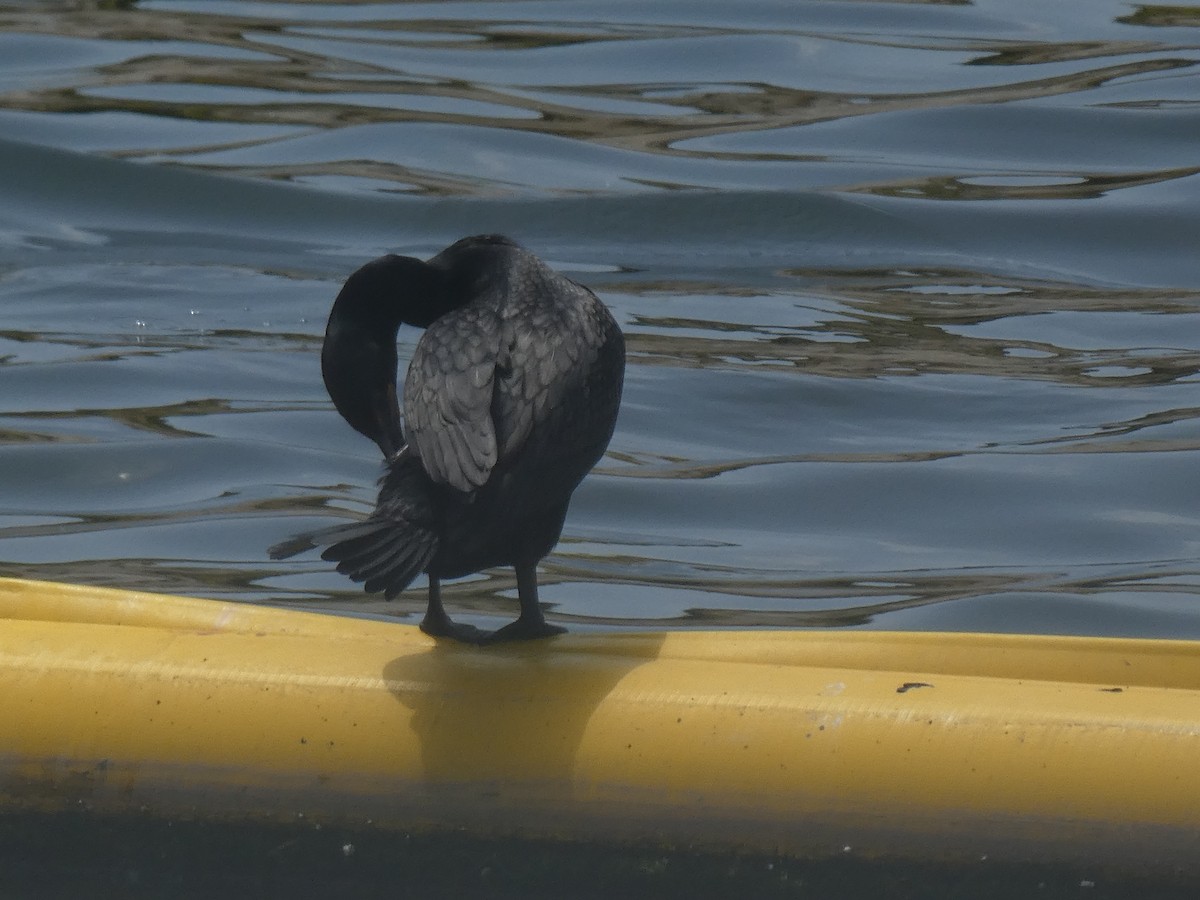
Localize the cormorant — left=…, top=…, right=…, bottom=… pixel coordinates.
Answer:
left=270, top=235, right=625, bottom=644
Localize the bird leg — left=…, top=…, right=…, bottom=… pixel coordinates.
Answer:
left=482, top=561, right=567, bottom=644
left=420, top=575, right=487, bottom=644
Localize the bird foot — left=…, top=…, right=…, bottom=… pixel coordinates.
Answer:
left=419, top=613, right=488, bottom=645
left=479, top=617, right=567, bottom=645
left=419, top=609, right=565, bottom=646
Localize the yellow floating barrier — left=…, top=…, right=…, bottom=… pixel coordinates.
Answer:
left=1, top=576, right=1199, bottom=873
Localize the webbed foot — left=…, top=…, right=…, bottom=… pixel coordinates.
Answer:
left=479, top=617, right=567, bottom=645
left=419, top=569, right=564, bottom=645
left=419, top=611, right=488, bottom=644
left=421, top=575, right=489, bottom=644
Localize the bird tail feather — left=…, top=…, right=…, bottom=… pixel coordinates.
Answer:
left=269, top=455, right=439, bottom=600
left=270, top=517, right=437, bottom=600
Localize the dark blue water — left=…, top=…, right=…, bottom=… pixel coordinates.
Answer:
left=2, top=0, right=1200, bottom=642
left=4, top=3, right=1200, bottom=896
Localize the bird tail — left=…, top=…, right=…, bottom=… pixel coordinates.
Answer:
left=269, top=455, right=439, bottom=600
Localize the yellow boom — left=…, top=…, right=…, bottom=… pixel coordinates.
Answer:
left=1, top=577, right=1198, bottom=871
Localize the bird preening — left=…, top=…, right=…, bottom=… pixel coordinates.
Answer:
left=270, top=235, right=625, bottom=644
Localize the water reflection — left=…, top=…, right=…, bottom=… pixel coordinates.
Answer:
left=863, top=166, right=1200, bottom=202
left=3, top=252, right=1199, bottom=634
left=3, top=2, right=1197, bottom=196
left=616, top=270, right=1200, bottom=389
left=1, top=1, right=1199, bottom=639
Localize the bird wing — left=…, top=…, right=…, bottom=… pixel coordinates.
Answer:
left=403, top=304, right=502, bottom=493
left=488, top=304, right=578, bottom=460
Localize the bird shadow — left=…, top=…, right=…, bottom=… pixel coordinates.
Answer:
left=381, top=632, right=667, bottom=827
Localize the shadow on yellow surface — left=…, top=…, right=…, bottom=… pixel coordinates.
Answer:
left=1, top=576, right=1199, bottom=879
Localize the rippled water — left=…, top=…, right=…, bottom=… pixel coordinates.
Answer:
left=3, top=0, right=1200, bottom=639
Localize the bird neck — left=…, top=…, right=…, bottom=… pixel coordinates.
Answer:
left=321, top=255, right=448, bottom=458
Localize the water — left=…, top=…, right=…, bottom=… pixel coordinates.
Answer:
left=2, top=2, right=1200, bottom=642
left=5, top=2, right=1200, bottom=895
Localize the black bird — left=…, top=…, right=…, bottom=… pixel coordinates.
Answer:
left=270, top=235, right=625, bottom=644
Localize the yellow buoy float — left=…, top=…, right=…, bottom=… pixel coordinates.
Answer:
left=1, top=576, right=1198, bottom=872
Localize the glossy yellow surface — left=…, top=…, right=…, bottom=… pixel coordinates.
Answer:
left=1, top=577, right=1199, bottom=866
